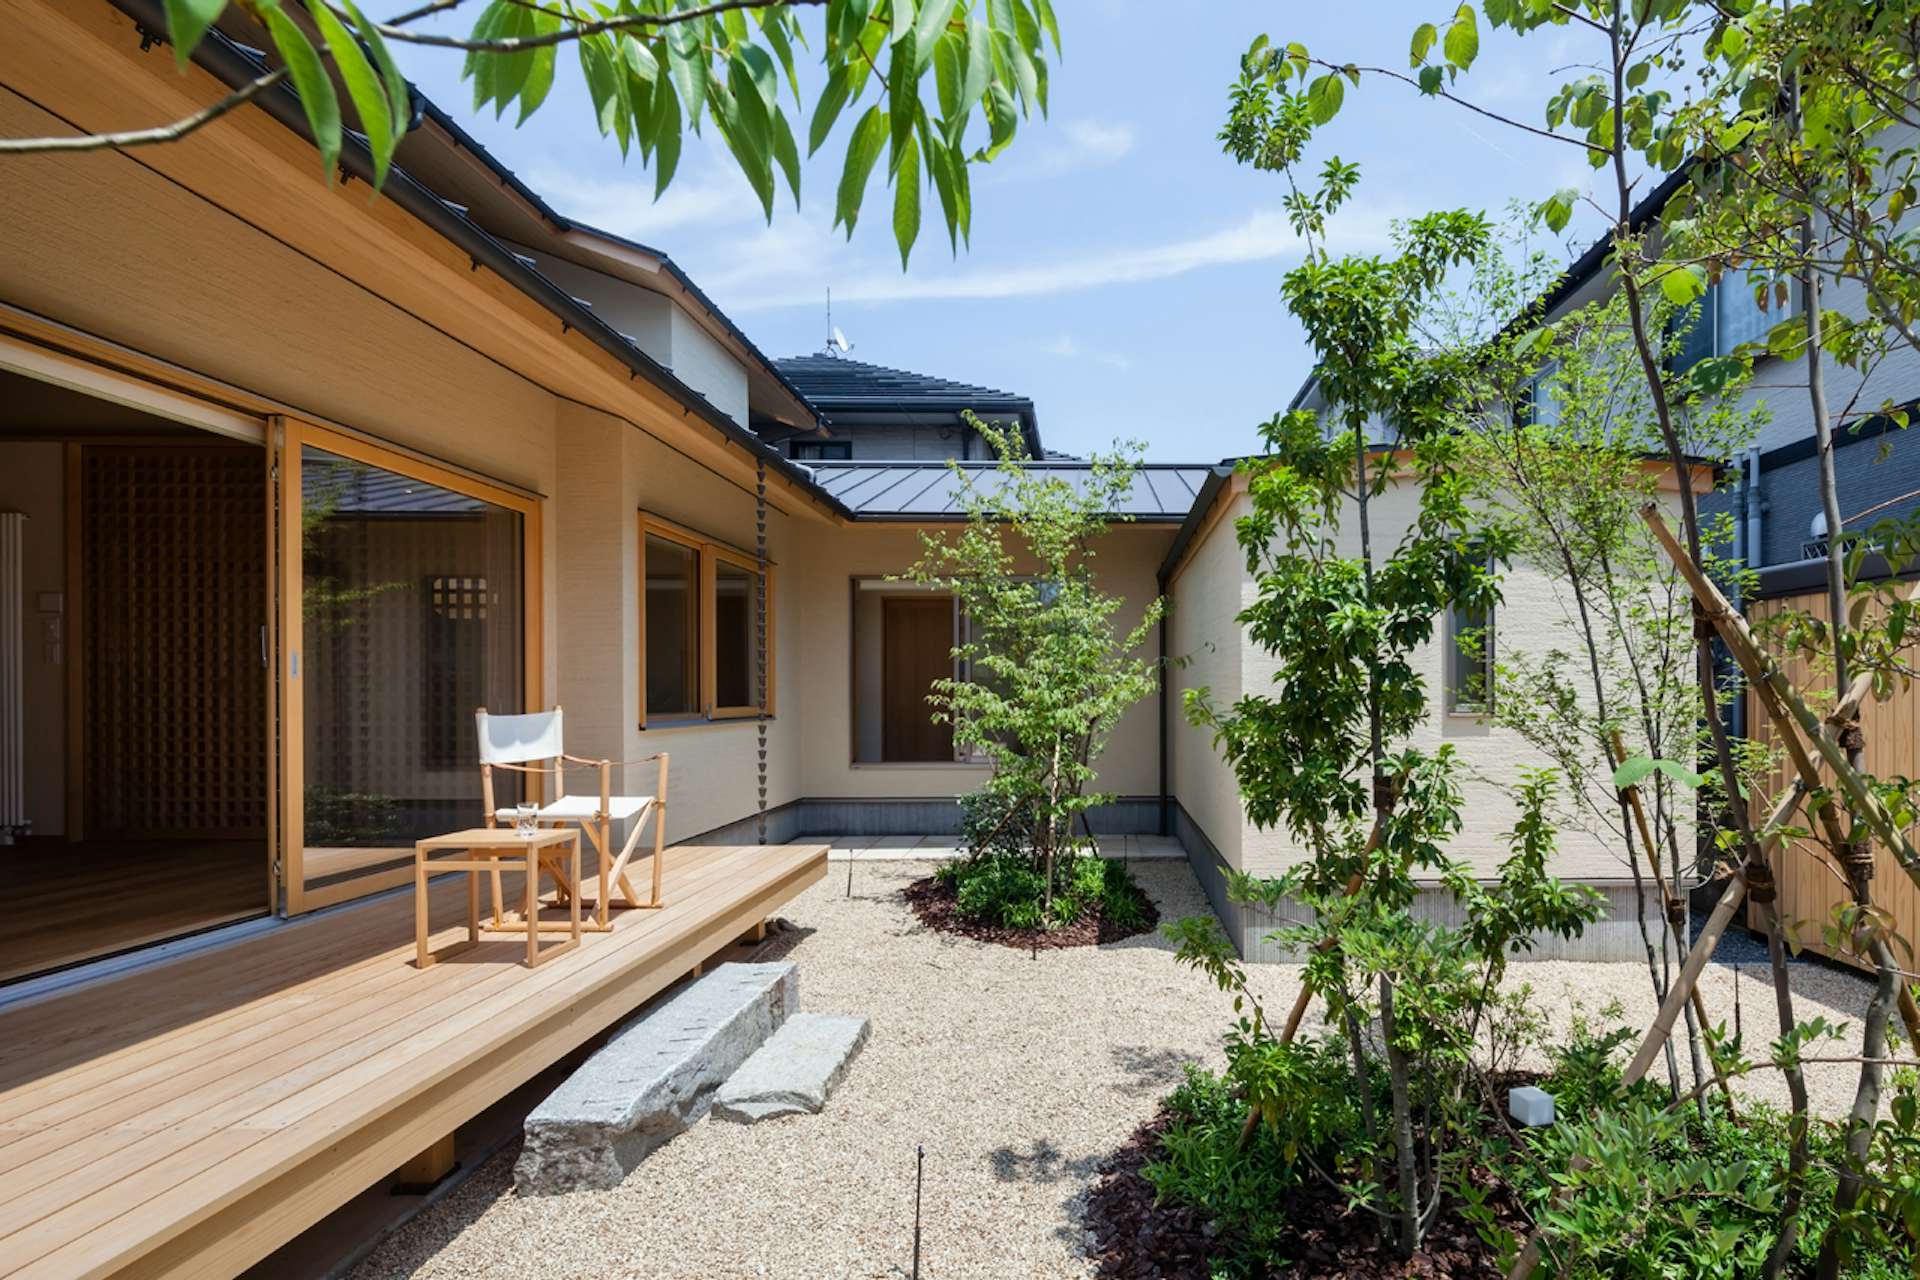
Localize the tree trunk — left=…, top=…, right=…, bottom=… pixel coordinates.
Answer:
left=1380, top=976, right=1421, bottom=1259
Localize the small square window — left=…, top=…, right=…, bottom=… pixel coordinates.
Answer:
left=792, top=439, right=853, bottom=461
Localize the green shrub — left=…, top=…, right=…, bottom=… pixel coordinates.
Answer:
left=941, top=849, right=1151, bottom=932
left=1141, top=1065, right=1306, bottom=1275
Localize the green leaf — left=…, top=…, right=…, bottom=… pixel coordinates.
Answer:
left=725, top=55, right=775, bottom=212
left=809, top=65, right=852, bottom=156
left=1625, top=59, right=1649, bottom=89
left=771, top=105, right=802, bottom=209
left=737, top=44, right=779, bottom=113
left=1443, top=6, right=1479, bottom=70
left=831, top=0, right=874, bottom=54
left=913, top=0, right=959, bottom=60
left=1418, top=64, right=1444, bottom=94
left=999, top=28, right=1039, bottom=114
left=1611, top=755, right=1658, bottom=789
left=1659, top=263, right=1707, bottom=305
left=835, top=104, right=888, bottom=234
left=962, top=8, right=992, bottom=105
left=1537, top=187, right=1576, bottom=233
left=163, top=0, right=228, bottom=68
left=933, top=32, right=962, bottom=119
left=307, top=0, right=394, bottom=187
left=760, top=14, right=801, bottom=106
left=889, top=35, right=919, bottom=158
left=890, top=0, right=915, bottom=44
left=341, top=0, right=411, bottom=152
left=926, top=132, right=959, bottom=252
left=1410, top=22, right=1437, bottom=67
left=893, top=129, right=921, bottom=268
left=1031, top=0, right=1061, bottom=54
left=651, top=75, right=682, bottom=197
left=666, top=20, right=708, bottom=132
left=517, top=42, right=558, bottom=125
left=1305, top=72, right=1344, bottom=125
left=263, top=6, right=341, bottom=182
left=981, top=81, right=1016, bottom=157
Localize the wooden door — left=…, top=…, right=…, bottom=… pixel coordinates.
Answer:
left=882, top=596, right=954, bottom=762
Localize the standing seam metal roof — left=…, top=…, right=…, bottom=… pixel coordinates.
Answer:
left=806, top=461, right=1216, bottom=520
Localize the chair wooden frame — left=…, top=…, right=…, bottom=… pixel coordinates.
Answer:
left=477, top=705, right=670, bottom=931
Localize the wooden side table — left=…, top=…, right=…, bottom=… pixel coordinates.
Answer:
left=414, top=827, right=581, bottom=969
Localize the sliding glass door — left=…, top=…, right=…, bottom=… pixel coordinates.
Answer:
left=278, top=420, right=540, bottom=912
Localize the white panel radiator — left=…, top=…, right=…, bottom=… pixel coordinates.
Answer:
left=0, top=512, right=24, bottom=841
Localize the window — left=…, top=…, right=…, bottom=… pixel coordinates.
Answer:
left=1445, top=594, right=1495, bottom=714
left=792, top=438, right=852, bottom=461
left=1517, top=361, right=1562, bottom=428
left=644, top=534, right=700, bottom=716
left=638, top=515, right=774, bottom=724
left=1671, top=269, right=1792, bottom=372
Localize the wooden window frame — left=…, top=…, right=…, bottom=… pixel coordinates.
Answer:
left=638, top=512, right=775, bottom=728
left=280, top=417, right=543, bottom=914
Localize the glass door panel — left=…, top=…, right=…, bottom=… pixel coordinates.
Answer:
left=282, top=424, right=535, bottom=911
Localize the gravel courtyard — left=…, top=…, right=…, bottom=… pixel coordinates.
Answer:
left=354, top=856, right=1876, bottom=1280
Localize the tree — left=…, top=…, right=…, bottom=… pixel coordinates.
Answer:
left=902, top=416, right=1164, bottom=912
left=1256, top=5, right=1920, bottom=1274
left=2, top=0, right=1060, bottom=267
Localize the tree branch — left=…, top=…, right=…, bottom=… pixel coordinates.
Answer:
left=1307, top=59, right=1610, bottom=156
left=0, top=65, right=287, bottom=155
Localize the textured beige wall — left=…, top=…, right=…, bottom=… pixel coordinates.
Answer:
left=1166, top=495, right=1246, bottom=868
left=1177, top=483, right=1678, bottom=882
left=786, top=521, right=1174, bottom=803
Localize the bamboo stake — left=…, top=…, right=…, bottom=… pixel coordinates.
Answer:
left=1611, top=728, right=1737, bottom=1115
left=1639, top=507, right=1920, bottom=1051
left=1279, top=816, right=1385, bottom=1043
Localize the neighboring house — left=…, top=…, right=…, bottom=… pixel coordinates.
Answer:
left=761, top=353, right=1040, bottom=461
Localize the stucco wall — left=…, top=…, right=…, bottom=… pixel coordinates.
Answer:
left=1174, top=482, right=1665, bottom=884
left=1166, top=494, right=1246, bottom=870
left=785, top=520, right=1173, bottom=805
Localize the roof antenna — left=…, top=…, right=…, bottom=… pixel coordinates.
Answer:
left=823, top=288, right=851, bottom=357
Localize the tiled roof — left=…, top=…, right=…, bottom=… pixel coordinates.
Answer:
left=806, top=461, right=1215, bottom=521
left=774, top=355, right=1035, bottom=418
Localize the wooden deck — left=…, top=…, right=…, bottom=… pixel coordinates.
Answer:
left=0, top=842, right=827, bottom=1280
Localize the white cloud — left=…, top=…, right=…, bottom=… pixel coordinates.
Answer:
left=728, top=207, right=1397, bottom=310
left=1044, top=334, right=1131, bottom=370
left=1061, top=119, right=1134, bottom=165
left=523, top=163, right=759, bottom=242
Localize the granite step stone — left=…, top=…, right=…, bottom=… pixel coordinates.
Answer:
left=514, top=962, right=798, bottom=1194
left=712, top=1012, right=871, bottom=1123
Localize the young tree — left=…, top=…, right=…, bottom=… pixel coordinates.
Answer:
left=902, top=417, right=1164, bottom=911
left=2, top=0, right=1060, bottom=267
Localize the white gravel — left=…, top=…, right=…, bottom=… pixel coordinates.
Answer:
left=353, top=857, right=1877, bottom=1280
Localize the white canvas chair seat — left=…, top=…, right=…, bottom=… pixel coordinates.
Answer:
left=474, top=707, right=670, bottom=926
left=494, top=794, right=655, bottom=824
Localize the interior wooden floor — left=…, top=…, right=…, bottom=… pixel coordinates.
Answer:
left=0, top=841, right=828, bottom=1280
left=0, top=839, right=267, bottom=985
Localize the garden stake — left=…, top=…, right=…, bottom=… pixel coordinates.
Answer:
left=1609, top=728, right=1737, bottom=1116
left=912, top=1143, right=924, bottom=1280
left=1638, top=506, right=1920, bottom=1052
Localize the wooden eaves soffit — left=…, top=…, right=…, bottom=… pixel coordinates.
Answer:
left=0, top=0, right=840, bottom=524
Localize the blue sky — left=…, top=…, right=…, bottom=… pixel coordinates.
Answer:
left=391, top=3, right=1608, bottom=461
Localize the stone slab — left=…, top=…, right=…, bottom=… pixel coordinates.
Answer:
left=514, top=962, right=797, bottom=1194
left=712, top=1012, right=870, bottom=1123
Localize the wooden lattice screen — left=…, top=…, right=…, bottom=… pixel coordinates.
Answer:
left=83, top=445, right=267, bottom=838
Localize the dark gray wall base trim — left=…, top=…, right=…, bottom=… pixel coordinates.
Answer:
left=681, top=795, right=1163, bottom=846
left=1173, top=800, right=1699, bottom=965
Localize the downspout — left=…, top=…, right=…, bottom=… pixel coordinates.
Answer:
left=1731, top=447, right=1763, bottom=740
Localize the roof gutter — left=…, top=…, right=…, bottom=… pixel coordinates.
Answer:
left=1156, top=464, right=1237, bottom=583
left=108, top=0, right=849, bottom=518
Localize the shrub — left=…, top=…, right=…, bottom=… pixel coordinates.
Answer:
left=1140, top=1064, right=1318, bottom=1274
left=939, top=849, right=1151, bottom=933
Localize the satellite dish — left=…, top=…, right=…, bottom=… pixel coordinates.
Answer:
left=831, top=326, right=851, bottom=353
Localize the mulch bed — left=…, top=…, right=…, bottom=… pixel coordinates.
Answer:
left=900, top=874, right=1159, bottom=950
left=1083, top=1107, right=1531, bottom=1280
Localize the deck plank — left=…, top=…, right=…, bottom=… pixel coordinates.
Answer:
left=0, top=843, right=826, bottom=1280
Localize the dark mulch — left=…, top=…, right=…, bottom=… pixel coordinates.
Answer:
left=1084, top=1108, right=1530, bottom=1280
left=900, top=874, right=1159, bottom=950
